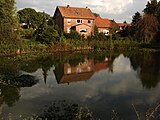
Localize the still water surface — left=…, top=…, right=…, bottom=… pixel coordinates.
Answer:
left=0, top=51, right=160, bottom=119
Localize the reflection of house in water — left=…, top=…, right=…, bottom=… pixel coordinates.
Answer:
left=54, top=58, right=109, bottom=84
left=94, top=61, right=108, bottom=72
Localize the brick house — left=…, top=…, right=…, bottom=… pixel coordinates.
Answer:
left=53, top=5, right=95, bottom=37
left=95, top=16, right=119, bottom=36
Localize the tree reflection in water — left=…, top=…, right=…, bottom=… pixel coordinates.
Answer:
left=0, top=84, right=20, bottom=107
left=0, top=74, right=39, bottom=107
left=0, top=59, right=39, bottom=107
left=129, top=51, right=160, bottom=89
left=0, top=50, right=160, bottom=117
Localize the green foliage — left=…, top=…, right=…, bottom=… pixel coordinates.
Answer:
left=157, top=2, right=160, bottom=23
left=0, top=84, right=20, bottom=107
left=93, top=13, right=100, bottom=17
left=0, top=22, right=17, bottom=41
left=18, top=39, right=47, bottom=52
left=131, top=12, right=142, bottom=37
left=136, top=14, right=159, bottom=42
left=16, top=28, right=35, bottom=39
left=0, top=38, right=47, bottom=54
left=92, top=25, right=109, bottom=41
left=0, top=0, right=17, bottom=41
left=144, top=0, right=158, bottom=15
left=113, top=39, right=139, bottom=50
left=37, top=12, right=51, bottom=21
left=39, top=101, right=93, bottom=120
left=64, top=31, right=82, bottom=40
left=97, top=32, right=108, bottom=41
left=35, top=22, right=59, bottom=44
left=131, top=12, right=142, bottom=27
left=93, top=25, right=99, bottom=38
left=119, top=26, right=132, bottom=38
left=54, top=24, right=63, bottom=36
left=131, top=0, right=160, bottom=43
left=41, top=26, right=59, bottom=44
left=0, top=40, right=19, bottom=54
left=0, top=0, right=16, bottom=23
left=17, top=8, right=51, bottom=29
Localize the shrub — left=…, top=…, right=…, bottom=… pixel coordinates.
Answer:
left=64, top=31, right=81, bottom=40
left=17, top=28, right=34, bottom=39
left=35, top=25, right=59, bottom=44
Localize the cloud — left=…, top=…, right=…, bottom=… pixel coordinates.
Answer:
left=15, top=0, right=149, bottom=22
left=83, top=0, right=133, bottom=14
left=113, top=54, right=132, bottom=73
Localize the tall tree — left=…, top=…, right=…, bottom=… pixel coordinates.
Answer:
left=136, top=14, right=158, bottom=42
left=0, top=0, right=17, bottom=41
left=123, top=21, right=127, bottom=24
left=17, top=8, right=40, bottom=28
left=131, top=12, right=142, bottom=36
left=157, top=2, right=160, bottom=22
left=142, top=0, right=160, bottom=42
left=131, top=12, right=141, bottom=27
left=143, top=0, right=158, bottom=16
left=155, top=1, right=160, bottom=42
left=17, top=8, right=51, bottom=29
left=0, top=0, right=16, bottom=23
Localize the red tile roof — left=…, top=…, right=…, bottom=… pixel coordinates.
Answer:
left=118, top=23, right=131, bottom=27
left=95, top=16, right=111, bottom=28
left=57, top=6, right=95, bottom=19
left=58, top=72, right=94, bottom=84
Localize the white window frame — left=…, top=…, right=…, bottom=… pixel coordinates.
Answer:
left=67, top=67, right=71, bottom=74
left=67, top=19, right=72, bottom=24
left=67, top=28, right=71, bottom=33
left=103, top=29, right=109, bottom=36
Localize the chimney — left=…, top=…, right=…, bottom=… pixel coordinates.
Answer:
left=67, top=5, right=70, bottom=8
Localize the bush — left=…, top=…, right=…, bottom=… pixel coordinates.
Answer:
left=41, top=26, right=59, bottom=44
left=64, top=31, right=82, bottom=40
left=35, top=25, right=59, bottom=44
left=17, top=28, right=34, bottom=39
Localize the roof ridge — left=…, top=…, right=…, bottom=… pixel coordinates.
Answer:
left=58, top=6, right=89, bottom=9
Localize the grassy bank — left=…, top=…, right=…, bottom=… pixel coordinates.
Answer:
left=0, top=38, right=47, bottom=55
left=1, top=37, right=159, bottom=56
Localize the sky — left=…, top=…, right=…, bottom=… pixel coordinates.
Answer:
left=15, top=0, right=150, bottom=23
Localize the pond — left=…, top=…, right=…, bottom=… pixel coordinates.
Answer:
left=0, top=51, right=160, bottom=120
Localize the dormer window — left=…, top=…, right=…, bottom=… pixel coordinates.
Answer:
left=77, top=19, right=82, bottom=24
left=88, top=20, right=91, bottom=24
left=67, top=19, right=71, bottom=24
